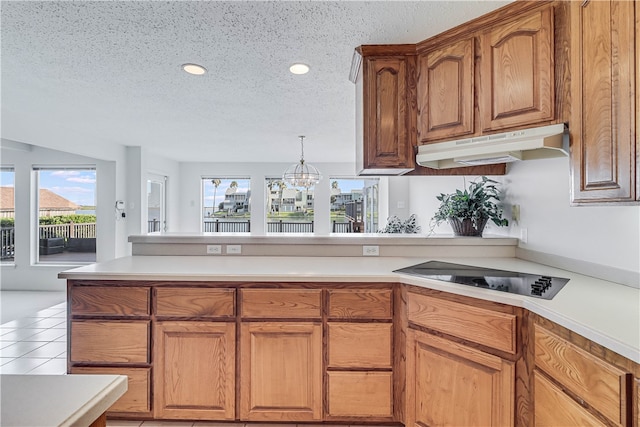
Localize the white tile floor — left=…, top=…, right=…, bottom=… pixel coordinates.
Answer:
left=0, top=296, right=387, bottom=427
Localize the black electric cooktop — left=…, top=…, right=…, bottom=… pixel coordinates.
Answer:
left=393, top=260, right=569, bottom=300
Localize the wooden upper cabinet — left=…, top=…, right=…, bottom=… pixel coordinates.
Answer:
left=480, top=7, right=554, bottom=131
left=356, top=46, right=417, bottom=175
left=570, top=0, right=638, bottom=204
left=418, top=37, right=475, bottom=143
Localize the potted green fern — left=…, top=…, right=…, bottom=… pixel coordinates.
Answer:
left=431, top=177, right=509, bottom=237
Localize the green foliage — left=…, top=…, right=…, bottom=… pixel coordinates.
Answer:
left=379, top=214, right=421, bottom=233
left=1, top=218, right=14, bottom=227
left=432, top=177, right=508, bottom=228
left=38, top=214, right=96, bottom=225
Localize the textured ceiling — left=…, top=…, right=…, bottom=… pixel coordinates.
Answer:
left=1, top=1, right=511, bottom=164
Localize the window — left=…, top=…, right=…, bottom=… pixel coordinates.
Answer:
left=35, top=167, right=97, bottom=263
left=265, top=178, right=314, bottom=233
left=147, top=175, right=166, bottom=233
left=202, top=178, right=250, bottom=232
left=1, top=167, right=15, bottom=263
left=330, top=178, right=379, bottom=233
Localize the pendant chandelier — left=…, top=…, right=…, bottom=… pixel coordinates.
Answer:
left=282, top=135, right=322, bottom=188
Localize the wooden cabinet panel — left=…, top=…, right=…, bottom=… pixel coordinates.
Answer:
left=155, top=288, right=234, bottom=318
left=154, top=321, right=235, bottom=420
left=328, top=322, right=392, bottom=368
left=240, top=322, right=322, bottom=421
left=480, top=8, right=554, bottom=131
left=407, top=292, right=516, bottom=354
left=570, top=0, right=637, bottom=203
left=328, top=289, right=392, bottom=319
left=71, top=367, right=151, bottom=415
left=418, top=37, right=475, bottom=142
left=70, top=320, right=149, bottom=363
left=534, top=370, right=606, bottom=426
left=407, top=329, right=514, bottom=427
left=71, top=286, right=149, bottom=316
left=327, top=371, right=393, bottom=418
left=241, top=289, right=321, bottom=318
left=357, top=52, right=416, bottom=174
left=534, top=324, right=628, bottom=425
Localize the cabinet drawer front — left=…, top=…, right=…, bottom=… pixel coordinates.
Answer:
left=155, top=288, right=234, bottom=318
left=71, top=366, right=151, bottom=414
left=241, top=289, right=321, bottom=318
left=71, top=320, right=149, bottom=363
left=71, top=286, right=150, bottom=316
left=328, top=323, right=392, bottom=368
left=328, top=289, right=392, bottom=319
left=534, top=325, right=627, bottom=424
left=327, top=371, right=393, bottom=418
left=408, top=292, right=516, bottom=354
left=534, top=371, right=606, bottom=426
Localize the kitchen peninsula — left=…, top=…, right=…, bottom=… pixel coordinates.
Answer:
left=60, top=236, right=640, bottom=426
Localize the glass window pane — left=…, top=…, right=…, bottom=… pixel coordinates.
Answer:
left=202, top=178, right=250, bottom=232
left=37, top=168, right=96, bottom=264
left=1, top=168, right=15, bottom=263
left=147, top=178, right=165, bottom=233
left=330, top=178, right=379, bottom=233
left=266, top=178, right=314, bottom=233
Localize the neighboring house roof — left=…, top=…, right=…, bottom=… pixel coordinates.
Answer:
left=0, top=187, right=79, bottom=210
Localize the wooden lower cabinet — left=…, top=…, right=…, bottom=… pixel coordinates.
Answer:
left=71, top=366, right=151, bottom=416
left=240, top=321, right=323, bottom=421
left=406, top=329, right=515, bottom=427
left=327, top=371, right=393, bottom=418
left=153, top=321, right=235, bottom=420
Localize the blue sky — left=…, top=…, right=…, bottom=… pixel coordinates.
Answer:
left=1, top=169, right=96, bottom=206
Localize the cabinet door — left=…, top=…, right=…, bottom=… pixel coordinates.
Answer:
left=240, top=322, right=322, bottom=421
left=570, top=0, right=637, bottom=203
left=480, top=8, right=554, bottom=131
left=534, top=371, right=606, bottom=426
left=360, top=56, right=415, bottom=173
left=154, top=321, right=235, bottom=420
left=406, top=329, right=514, bottom=427
left=418, top=37, right=475, bottom=142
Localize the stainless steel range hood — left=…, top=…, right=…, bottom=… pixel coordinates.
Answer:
left=416, top=123, right=568, bottom=169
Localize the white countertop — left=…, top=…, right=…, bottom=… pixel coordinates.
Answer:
left=0, top=374, right=127, bottom=426
left=59, top=255, right=640, bottom=364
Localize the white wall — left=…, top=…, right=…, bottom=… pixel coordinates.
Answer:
left=407, top=158, right=640, bottom=274
left=1, top=141, right=128, bottom=290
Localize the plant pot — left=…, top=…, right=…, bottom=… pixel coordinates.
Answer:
left=448, top=217, right=488, bottom=237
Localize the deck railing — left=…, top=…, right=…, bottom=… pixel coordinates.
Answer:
left=203, top=220, right=251, bottom=233
left=39, top=222, right=97, bottom=239
left=148, top=219, right=161, bottom=233
left=1, top=227, right=15, bottom=260
left=267, top=221, right=314, bottom=233
left=332, top=221, right=353, bottom=233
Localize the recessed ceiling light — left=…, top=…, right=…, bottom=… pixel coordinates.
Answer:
left=289, top=63, right=310, bottom=75
left=181, top=63, right=207, bottom=75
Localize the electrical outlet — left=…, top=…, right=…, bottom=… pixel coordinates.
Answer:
left=520, top=228, right=528, bottom=243
left=363, top=245, right=379, bottom=256
left=206, top=245, right=222, bottom=254
left=226, top=245, right=242, bottom=255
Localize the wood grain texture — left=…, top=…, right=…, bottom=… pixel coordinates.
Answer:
left=155, top=287, right=234, bottom=318
left=480, top=7, right=555, bottom=131
left=71, top=286, right=150, bottom=316
left=362, top=55, right=416, bottom=171
left=534, top=323, right=629, bottom=425
left=534, top=370, right=607, bottom=427
left=328, top=322, right=392, bottom=368
left=407, top=292, right=517, bottom=354
left=70, top=320, right=149, bottom=363
left=327, top=289, right=392, bottom=319
left=71, top=366, right=151, bottom=415
left=407, top=329, right=515, bottom=427
left=240, top=322, right=322, bottom=421
left=570, top=0, right=637, bottom=204
left=418, top=37, right=475, bottom=142
left=327, top=371, right=393, bottom=418
left=393, top=284, right=407, bottom=424
left=153, top=321, right=235, bottom=420
left=240, top=289, right=321, bottom=318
